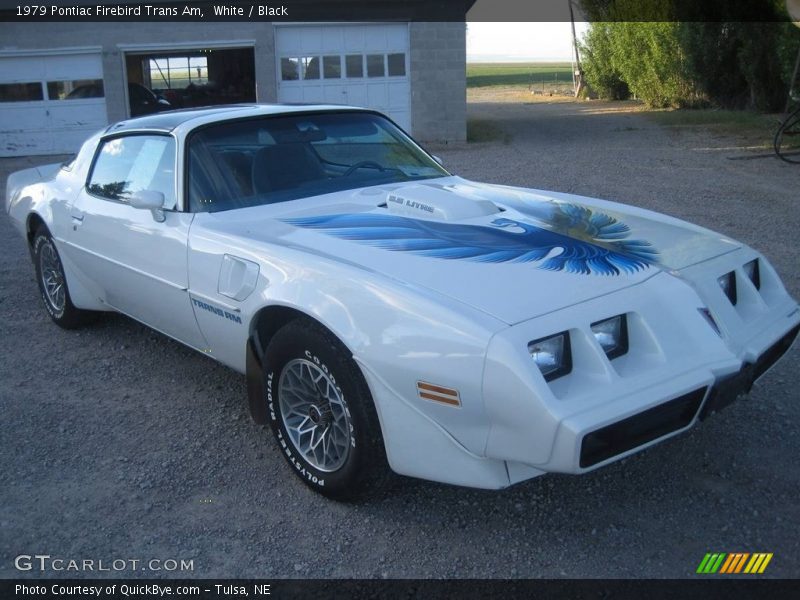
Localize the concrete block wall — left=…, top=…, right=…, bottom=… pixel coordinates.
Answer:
left=409, top=21, right=467, bottom=143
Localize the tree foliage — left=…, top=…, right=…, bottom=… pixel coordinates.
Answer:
left=580, top=24, right=629, bottom=100
left=578, top=0, right=800, bottom=110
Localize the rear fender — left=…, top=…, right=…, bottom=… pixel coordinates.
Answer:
left=25, top=212, right=107, bottom=312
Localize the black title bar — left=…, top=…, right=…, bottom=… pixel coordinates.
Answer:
left=0, top=0, right=795, bottom=23
left=1, top=1, right=474, bottom=22
left=2, top=579, right=800, bottom=600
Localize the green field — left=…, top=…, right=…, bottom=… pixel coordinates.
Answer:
left=466, top=62, right=573, bottom=88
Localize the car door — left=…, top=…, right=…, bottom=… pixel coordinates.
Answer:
left=63, top=133, right=208, bottom=350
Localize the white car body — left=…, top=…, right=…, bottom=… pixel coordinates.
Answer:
left=6, top=104, right=799, bottom=490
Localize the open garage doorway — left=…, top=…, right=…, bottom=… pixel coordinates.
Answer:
left=124, top=46, right=255, bottom=116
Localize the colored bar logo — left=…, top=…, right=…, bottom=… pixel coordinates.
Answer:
left=696, top=553, right=773, bottom=574
left=416, top=381, right=461, bottom=407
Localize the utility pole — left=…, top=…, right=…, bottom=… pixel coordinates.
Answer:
left=787, top=0, right=800, bottom=112
left=569, top=0, right=584, bottom=98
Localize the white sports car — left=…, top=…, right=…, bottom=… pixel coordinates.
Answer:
left=5, top=105, right=799, bottom=499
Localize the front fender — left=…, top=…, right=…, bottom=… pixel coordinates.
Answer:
left=187, top=227, right=507, bottom=458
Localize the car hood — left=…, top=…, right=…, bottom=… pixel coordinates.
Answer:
left=205, top=177, right=741, bottom=324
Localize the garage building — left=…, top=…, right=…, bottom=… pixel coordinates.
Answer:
left=0, top=5, right=471, bottom=157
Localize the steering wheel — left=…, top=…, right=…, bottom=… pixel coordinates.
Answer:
left=343, top=161, right=385, bottom=177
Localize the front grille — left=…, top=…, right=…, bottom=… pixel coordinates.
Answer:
left=699, top=323, right=798, bottom=420
left=752, top=324, right=799, bottom=382
left=698, top=365, right=754, bottom=421
left=579, top=388, right=707, bottom=468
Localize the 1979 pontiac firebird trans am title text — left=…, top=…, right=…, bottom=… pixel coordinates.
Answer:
left=15, top=4, right=289, bottom=18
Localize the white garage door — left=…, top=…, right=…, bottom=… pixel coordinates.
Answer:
left=276, top=24, right=411, bottom=132
left=0, top=52, right=108, bottom=157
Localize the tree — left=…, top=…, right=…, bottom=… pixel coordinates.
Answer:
left=578, top=0, right=800, bottom=111
left=579, top=23, right=629, bottom=100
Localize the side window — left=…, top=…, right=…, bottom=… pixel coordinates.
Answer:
left=0, top=82, right=44, bottom=102
left=322, top=55, right=341, bottom=79
left=281, top=57, right=299, bottom=80
left=47, top=79, right=104, bottom=100
left=87, top=135, right=177, bottom=209
left=387, top=53, right=406, bottom=77
left=366, top=54, right=385, bottom=77
left=345, top=55, right=363, bottom=78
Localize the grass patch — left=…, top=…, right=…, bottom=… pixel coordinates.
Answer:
left=467, top=118, right=511, bottom=143
left=645, top=108, right=775, bottom=130
left=643, top=107, right=794, bottom=150
left=467, top=62, right=572, bottom=88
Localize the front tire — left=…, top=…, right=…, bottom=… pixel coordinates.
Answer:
left=264, top=318, right=388, bottom=500
left=32, top=229, right=94, bottom=329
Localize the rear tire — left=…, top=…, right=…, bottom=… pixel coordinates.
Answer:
left=263, top=318, right=388, bottom=500
left=32, top=229, right=95, bottom=329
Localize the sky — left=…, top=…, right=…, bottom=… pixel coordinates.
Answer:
left=466, top=22, right=590, bottom=63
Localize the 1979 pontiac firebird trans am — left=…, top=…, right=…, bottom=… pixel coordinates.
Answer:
left=6, top=105, right=799, bottom=499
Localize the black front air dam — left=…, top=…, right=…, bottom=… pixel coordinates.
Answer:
left=579, top=388, right=707, bottom=468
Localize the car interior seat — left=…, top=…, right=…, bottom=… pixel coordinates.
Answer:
left=251, top=143, right=325, bottom=195
left=222, top=151, right=253, bottom=197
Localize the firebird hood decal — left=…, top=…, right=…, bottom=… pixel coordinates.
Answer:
left=283, top=206, right=659, bottom=276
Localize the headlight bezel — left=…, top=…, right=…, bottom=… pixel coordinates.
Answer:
left=590, top=313, right=629, bottom=360
left=528, top=331, right=572, bottom=382
left=743, top=259, right=760, bottom=290
left=718, top=271, right=737, bottom=305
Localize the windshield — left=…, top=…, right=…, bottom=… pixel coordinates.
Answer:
left=187, top=111, right=449, bottom=212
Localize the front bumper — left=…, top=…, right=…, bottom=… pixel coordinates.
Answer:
left=580, top=323, right=798, bottom=469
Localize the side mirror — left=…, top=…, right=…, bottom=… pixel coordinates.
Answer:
left=129, top=190, right=166, bottom=222
left=432, top=155, right=444, bottom=166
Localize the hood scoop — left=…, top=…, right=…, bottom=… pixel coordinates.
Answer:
left=379, top=184, right=502, bottom=221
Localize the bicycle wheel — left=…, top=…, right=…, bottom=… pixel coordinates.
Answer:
left=774, top=105, right=800, bottom=163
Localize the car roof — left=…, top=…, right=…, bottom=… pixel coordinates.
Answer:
left=104, top=104, right=368, bottom=134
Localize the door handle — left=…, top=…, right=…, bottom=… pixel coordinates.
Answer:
left=71, top=210, right=84, bottom=229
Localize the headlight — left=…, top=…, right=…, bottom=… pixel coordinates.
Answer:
left=591, top=314, right=628, bottom=359
left=718, top=271, right=737, bottom=305
left=528, top=331, right=571, bottom=381
left=743, top=259, right=760, bottom=290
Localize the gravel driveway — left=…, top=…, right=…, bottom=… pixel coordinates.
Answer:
left=1, top=101, right=798, bottom=579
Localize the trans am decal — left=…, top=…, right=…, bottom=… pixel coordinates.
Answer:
left=284, top=205, right=658, bottom=276
left=191, top=297, right=242, bottom=324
